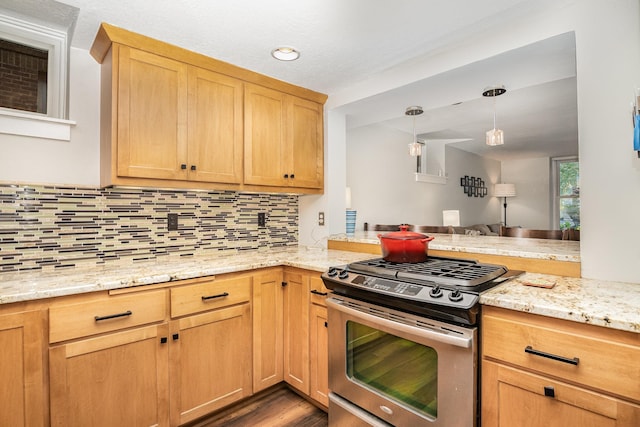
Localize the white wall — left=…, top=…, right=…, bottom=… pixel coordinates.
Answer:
left=344, top=123, right=501, bottom=228
left=306, top=0, right=640, bottom=283
left=501, top=157, right=551, bottom=229
left=0, top=47, right=100, bottom=186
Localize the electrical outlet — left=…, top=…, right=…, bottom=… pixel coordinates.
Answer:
left=258, top=212, right=266, bottom=227
left=318, top=212, right=325, bottom=226
left=168, top=213, right=179, bottom=231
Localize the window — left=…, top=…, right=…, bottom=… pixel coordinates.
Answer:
left=0, top=12, right=69, bottom=119
left=0, top=39, right=48, bottom=114
left=553, top=157, right=580, bottom=229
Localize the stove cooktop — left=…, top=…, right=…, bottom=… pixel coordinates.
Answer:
left=322, top=256, right=522, bottom=325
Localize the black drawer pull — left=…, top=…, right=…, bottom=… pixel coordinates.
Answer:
left=525, top=346, right=579, bottom=365
left=95, top=310, right=132, bottom=322
left=201, top=292, right=229, bottom=301
left=310, top=290, right=328, bottom=296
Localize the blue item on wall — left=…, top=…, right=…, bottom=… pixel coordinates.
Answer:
left=635, top=114, right=640, bottom=151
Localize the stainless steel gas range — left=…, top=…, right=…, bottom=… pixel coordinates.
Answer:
left=322, top=256, right=522, bottom=427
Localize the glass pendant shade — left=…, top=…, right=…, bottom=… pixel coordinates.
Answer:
left=486, top=128, right=504, bottom=146
left=408, top=141, right=422, bottom=156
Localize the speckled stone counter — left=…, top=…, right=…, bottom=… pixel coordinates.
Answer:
left=0, top=247, right=374, bottom=305
left=328, top=231, right=581, bottom=262
left=2, top=245, right=638, bottom=335
left=480, top=273, right=640, bottom=333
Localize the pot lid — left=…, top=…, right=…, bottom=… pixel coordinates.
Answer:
left=378, top=225, right=428, bottom=240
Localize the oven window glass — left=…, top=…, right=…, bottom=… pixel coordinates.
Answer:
left=346, top=321, right=438, bottom=418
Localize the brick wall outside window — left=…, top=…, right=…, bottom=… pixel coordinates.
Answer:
left=0, top=39, right=48, bottom=113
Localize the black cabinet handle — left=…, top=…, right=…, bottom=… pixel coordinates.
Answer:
left=160, top=337, right=168, bottom=344
left=190, top=165, right=196, bottom=171
left=283, top=174, right=289, bottom=179
left=281, top=281, right=288, bottom=287
left=525, top=346, right=579, bottom=365
left=324, top=321, right=328, bottom=328
left=290, top=174, right=294, bottom=179
left=181, top=164, right=187, bottom=170
left=310, top=289, right=328, bottom=296
left=172, top=333, right=179, bottom=341
left=201, top=292, right=229, bottom=301
left=94, top=310, right=132, bottom=322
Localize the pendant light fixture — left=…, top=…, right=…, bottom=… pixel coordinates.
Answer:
left=406, top=106, right=424, bottom=156
left=483, top=85, right=506, bottom=146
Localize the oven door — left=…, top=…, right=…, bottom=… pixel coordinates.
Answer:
left=327, top=296, right=477, bottom=427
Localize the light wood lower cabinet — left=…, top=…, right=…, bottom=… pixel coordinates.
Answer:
left=170, top=302, right=252, bottom=425
left=252, top=268, right=284, bottom=392
left=283, top=269, right=310, bottom=394
left=0, top=309, right=47, bottom=427
left=481, top=306, right=640, bottom=427
left=49, top=323, right=170, bottom=427
left=483, top=360, right=640, bottom=427
left=309, top=303, right=328, bottom=407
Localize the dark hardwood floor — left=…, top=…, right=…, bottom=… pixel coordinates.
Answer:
left=188, top=385, right=328, bottom=427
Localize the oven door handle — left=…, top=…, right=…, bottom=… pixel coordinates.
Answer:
left=326, top=298, right=472, bottom=349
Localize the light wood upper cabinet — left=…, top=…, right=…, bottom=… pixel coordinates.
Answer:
left=113, top=46, right=243, bottom=185
left=0, top=309, right=47, bottom=427
left=116, top=46, right=189, bottom=181
left=244, top=83, right=324, bottom=190
left=187, top=66, right=244, bottom=184
left=92, top=23, right=326, bottom=194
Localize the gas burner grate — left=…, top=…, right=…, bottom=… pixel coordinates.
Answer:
left=349, top=256, right=507, bottom=287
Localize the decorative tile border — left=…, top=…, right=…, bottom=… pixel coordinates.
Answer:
left=0, top=184, right=298, bottom=273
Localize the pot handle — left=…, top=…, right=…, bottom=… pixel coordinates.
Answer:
left=421, top=236, right=435, bottom=243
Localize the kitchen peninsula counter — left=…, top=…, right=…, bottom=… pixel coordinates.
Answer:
left=328, top=231, right=581, bottom=277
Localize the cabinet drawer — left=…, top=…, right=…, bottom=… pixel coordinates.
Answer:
left=309, top=275, right=329, bottom=306
left=171, top=276, right=251, bottom=318
left=482, top=308, right=640, bottom=402
left=50, top=290, right=167, bottom=343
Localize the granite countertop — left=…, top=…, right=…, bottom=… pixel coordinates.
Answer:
left=2, top=245, right=638, bottom=334
left=0, top=247, right=374, bottom=305
left=329, top=231, right=581, bottom=262
left=480, top=273, right=640, bottom=333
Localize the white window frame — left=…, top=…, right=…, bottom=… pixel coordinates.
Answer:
left=551, top=156, right=579, bottom=229
left=0, top=12, right=75, bottom=140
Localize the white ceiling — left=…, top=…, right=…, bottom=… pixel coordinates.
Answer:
left=2, top=0, right=578, bottom=161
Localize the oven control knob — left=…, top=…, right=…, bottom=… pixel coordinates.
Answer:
left=327, top=267, right=338, bottom=277
left=429, top=285, right=443, bottom=298
left=338, top=269, right=349, bottom=280
left=449, top=289, right=464, bottom=302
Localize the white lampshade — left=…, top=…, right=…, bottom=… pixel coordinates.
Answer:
left=494, top=183, right=516, bottom=197
left=442, top=210, right=460, bottom=227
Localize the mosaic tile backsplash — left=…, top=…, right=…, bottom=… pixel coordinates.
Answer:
left=0, top=183, right=298, bottom=273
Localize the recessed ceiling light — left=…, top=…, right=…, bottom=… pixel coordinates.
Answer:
left=271, top=47, right=300, bottom=61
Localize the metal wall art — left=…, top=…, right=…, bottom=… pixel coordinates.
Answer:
left=460, top=175, right=487, bottom=198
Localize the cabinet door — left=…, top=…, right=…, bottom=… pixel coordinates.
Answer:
left=187, top=67, right=243, bottom=184
left=0, top=310, right=46, bottom=427
left=286, top=95, right=324, bottom=189
left=283, top=270, right=310, bottom=394
left=244, top=83, right=287, bottom=186
left=49, top=324, right=170, bottom=427
left=252, top=269, right=284, bottom=392
left=309, top=304, right=329, bottom=407
left=117, top=46, right=188, bottom=180
left=170, top=303, right=252, bottom=426
left=482, top=360, right=640, bottom=427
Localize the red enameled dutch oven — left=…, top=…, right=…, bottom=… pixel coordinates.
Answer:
left=378, top=225, right=435, bottom=263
